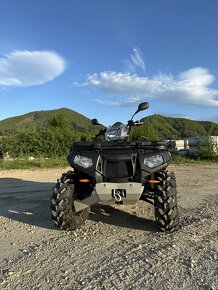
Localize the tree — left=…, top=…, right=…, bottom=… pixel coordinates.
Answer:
left=130, top=124, right=161, bottom=141
left=48, top=114, right=71, bottom=130
left=199, top=136, right=217, bottom=159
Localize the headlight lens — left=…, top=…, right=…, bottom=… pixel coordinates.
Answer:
left=106, top=129, right=120, bottom=141
left=144, top=154, right=164, bottom=168
left=74, top=155, right=93, bottom=168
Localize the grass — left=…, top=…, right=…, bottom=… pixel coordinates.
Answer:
left=0, top=155, right=217, bottom=170
left=172, top=154, right=218, bottom=164
left=0, top=157, right=69, bottom=170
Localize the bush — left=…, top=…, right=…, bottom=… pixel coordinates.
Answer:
left=198, top=136, right=217, bottom=160
left=130, top=124, right=161, bottom=141
left=0, top=114, right=94, bottom=159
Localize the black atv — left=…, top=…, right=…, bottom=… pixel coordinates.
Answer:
left=51, top=102, right=179, bottom=232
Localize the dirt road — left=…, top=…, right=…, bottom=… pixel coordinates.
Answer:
left=0, top=165, right=217, bottom=290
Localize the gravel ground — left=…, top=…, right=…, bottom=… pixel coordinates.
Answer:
left=0, top=164, right=217, bottom=290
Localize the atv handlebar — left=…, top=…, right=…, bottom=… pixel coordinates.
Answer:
left=127, top=120, right=145, bottom=127
left=133, top=121, right=145, bottom=126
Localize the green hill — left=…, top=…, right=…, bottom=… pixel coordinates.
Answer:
left=139, top=114, right=218, bottom=140
left=0, top=108, right=93, bottom=135
left=0, top=109, right=217, bottom=140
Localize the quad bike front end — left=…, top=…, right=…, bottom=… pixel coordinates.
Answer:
left=51, top=140, right=179, bottom=232
left=51, top=102, right=180, bottom=233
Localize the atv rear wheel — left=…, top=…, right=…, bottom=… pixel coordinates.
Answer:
left=51, top=172, right=90, bottom=230
left=154, top=169, right=180, bottom=232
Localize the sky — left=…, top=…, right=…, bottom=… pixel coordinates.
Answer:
left=0, top=0, right=218, bottom=125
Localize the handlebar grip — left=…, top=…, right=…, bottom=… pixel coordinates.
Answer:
left=134, top=121, right=145, bottom=126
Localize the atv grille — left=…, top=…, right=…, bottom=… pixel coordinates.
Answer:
left=105, top=160, right=133, bottom=179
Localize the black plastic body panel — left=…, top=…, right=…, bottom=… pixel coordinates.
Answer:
left=67, top=141, right=171, bottom=184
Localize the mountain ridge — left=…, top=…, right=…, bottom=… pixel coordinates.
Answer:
left=0, top=108, right=92, bottom=134
left=0, top=108, right=217, bottom=139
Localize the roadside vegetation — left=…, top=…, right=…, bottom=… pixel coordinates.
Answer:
left=171, top=155, right=218, bottom=165
left=0, top=114, right=94, bottom=169
left=0, top=114, right=217, bottom=169
left=0, top=114, right=94, bottom=158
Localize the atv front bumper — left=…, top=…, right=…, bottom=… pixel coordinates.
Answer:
left=73, top=182, right=144, bottom=212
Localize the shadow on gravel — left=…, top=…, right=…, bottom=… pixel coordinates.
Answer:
left=90, top=204, right=157, bottom=232
left=0, top=178, right=54, bottom=230
left=0, top=177, right=157, bottom=232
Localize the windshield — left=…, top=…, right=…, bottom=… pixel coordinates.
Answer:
left=105, top=122, right=129, bottom=141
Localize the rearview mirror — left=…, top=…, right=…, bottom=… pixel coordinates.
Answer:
left=91, top=118, right=99, bottom=125
left=137, top=102, right=149, bottom=112
left=131, top=102, right=149, bottom=120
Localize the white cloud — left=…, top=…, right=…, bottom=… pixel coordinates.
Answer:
left=0, top=50, right=66, bottom=87
left=87, top=67, right=218, bottom=107
left=92, top=98, right=120, bottom=106
left=123, top=47, right=145, bottom=72
left=131, top=47, right=145, bottom=71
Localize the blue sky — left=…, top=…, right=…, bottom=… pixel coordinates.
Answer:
left=0, top=0, right=218, bottom=125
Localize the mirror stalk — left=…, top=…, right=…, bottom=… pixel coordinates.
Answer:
left=130, top=102, right=149, bottom=120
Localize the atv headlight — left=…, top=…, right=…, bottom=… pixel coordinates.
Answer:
left=74, top=155, right=93, bottom=168
left=105, top=122, right=128, bottom=141
left=106, top=129, right=121, bottom=141
left=144, top=154, right=164, bottom=168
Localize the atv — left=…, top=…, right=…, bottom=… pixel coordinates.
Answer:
left=51, top=102, right=180, bottom=232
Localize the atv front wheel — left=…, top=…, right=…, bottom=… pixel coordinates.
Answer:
left=51, top=173, right=90, bottom=230
left=154, top=169, right=180, bottom=232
